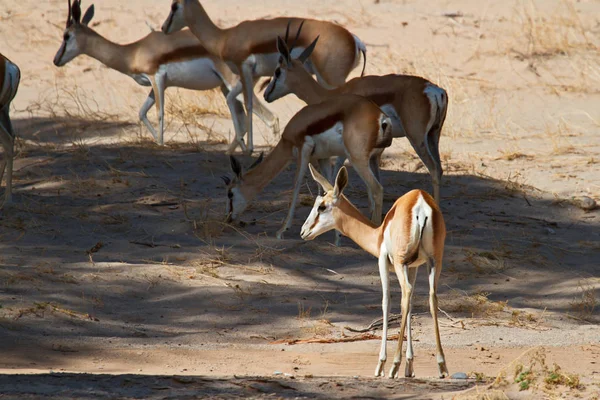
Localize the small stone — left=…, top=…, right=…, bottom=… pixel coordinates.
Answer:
left=273, top=371, right=283, bottom=375
left=545, top=227, right=556, bottom=235
left=573, top=196, right=597, bottom=211
left=451, top=372, right=468, bottom=379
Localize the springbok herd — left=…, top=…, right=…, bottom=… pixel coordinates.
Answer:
left=1, top=0, right=452, bottom=379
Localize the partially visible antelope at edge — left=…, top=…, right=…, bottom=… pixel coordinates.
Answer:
left=301, top=165, right=448, bottom=379
left=161, top=0, right=367, bottom=155
left=53, top=0, right=279, bottom=147
left=0, top=53, right=21, bottom=207
left=265, top=36, right=448, bottom=204
left=223, top=89, right=391, bottom=241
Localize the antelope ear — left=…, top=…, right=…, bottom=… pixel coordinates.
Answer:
left=249, top=152, right=264, bottom=170
left=333, top=166, right=348, bottom=198
left=297, top=35, right=319, bottom=64
left=276, top=36, right=290, bottom=65
left=81, top=4, right=95, bottom=25
left=230, top=156, right=242, bottom=178
left=309, top=163, right=333, bottom=192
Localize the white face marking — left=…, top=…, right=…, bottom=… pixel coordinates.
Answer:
left=300, top=195, right=335, bottom=240
left=264, top=65, right=289, bottom=102
left=226, top=186, right=248, bottom=221
left=162, top=3, right=186, bottom=34
left=54, top=31, right=80, bottom=66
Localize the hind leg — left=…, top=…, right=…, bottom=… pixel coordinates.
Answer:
left=406, top=132, right=442, bottom=204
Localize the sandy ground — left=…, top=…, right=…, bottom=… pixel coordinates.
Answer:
left=0, top=0, right=599, bottom=398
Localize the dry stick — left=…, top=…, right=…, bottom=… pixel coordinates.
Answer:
left=271, top=333, right=400, bottom=345
left=345, top=307, right=456, bottom=333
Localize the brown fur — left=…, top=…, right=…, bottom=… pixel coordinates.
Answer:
left=179, top=1, right=360, bottom=87
left=272, top=56, right=448, bottom=203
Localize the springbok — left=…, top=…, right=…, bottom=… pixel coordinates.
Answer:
left=223, top=90, right=392, bottom=240
left=0, top=53, right=20, bottom=206
left=161, top=0, right=367, bottom=155
left=53, top=0, right=279, bottom=147
left=301, top=164, right=448, bottom=379
left=265, top=36, right=448, bottom=203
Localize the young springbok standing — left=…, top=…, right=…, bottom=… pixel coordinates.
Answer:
left=301, top=165, right=448, bottom=379
left=265, top=37, right=448, bottom=203
left=0, top=53, right=21, bottom=206
left=53, top=0, right=278, bottom=147
left=161, top=0, right=367, bottom=154
left=223, top=92, right=392, bottom=240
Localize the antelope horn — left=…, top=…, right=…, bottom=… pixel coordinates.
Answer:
left=290, top=20, right=305, bottom=52
left=67, top=0, right=72, bottom=27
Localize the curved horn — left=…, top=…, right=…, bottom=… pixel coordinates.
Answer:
left=284, top=20, right=291, bottom=44
left=67, top=0, right=72, bottom=27
left=290, top=20, right=305, bottom=52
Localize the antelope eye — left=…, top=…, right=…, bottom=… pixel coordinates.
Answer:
left=171, top=2, right=178, bottom=11
left=227, top=191, right=233, bottom=199
left=274, top=68, right=281, bottom=78
left=63, top=33, right=70, bottom=40
left=318, top=204, right=326, bottom=212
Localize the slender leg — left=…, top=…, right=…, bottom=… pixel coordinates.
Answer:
left=138, top=89, right=158, bottom=141
left=0, top=108, right=15, bottom=205
left=428, top=257, right=448, bottom=378
left=225, top=80, right=247, bottom=154
left=251, top=79, right=279, bottom=136
left=276, top=138, right=315, bottom=239
left=370, top=150, right=383, bottom=185
left=240, top=62, right=256, bottom=155
left=155, top=73, right=167, bottom=146
left=406, top=131, right=442, bottom=204
left=375, top=248, right=391, bottom=377
left=350, top=159, right=384, bottom=225
left=389, top=264, right=415, bottom=379
left=220, top=84, right=247, bottom=144
left=404, top=267, right=418, bottom=378
left=147, top=77, right=163, bottom=145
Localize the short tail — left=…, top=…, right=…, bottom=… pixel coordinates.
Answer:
left=404, top=213, right=428, bottom=266
left=352, top=34, right=367, bottom=77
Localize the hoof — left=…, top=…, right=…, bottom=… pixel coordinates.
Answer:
left=374, top=361, right=385, bottom=377
left=388, top=363, right=400, bottom=379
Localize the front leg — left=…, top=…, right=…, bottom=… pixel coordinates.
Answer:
left=251, top=78, right=279, bottom=136
left=375, top=249, right=391, bottom=377
left=138, top=89, right=158, bottom=141
left=240, top=60, right=256, bottom=155
left=276, top=138, right=315, bottom=239
left=225, top=80, right=248, bottom=154
left=155, top=72, right=167, bottom=146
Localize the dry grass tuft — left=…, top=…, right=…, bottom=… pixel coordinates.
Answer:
left=25, top=85, right=121, bottom=122
left=514, top=0, right=593, bottom=60
left=166, top=88, right=229, bottom=146
left=445, top=290, right=508, bottom=318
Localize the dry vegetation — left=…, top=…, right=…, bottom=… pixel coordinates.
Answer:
left=0, top=0, right=598, bottom=398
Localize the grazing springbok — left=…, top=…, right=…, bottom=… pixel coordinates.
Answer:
left=223, top=91, right=392, bottom=240
left=53, top=0, right=278, bottom=147
left=301, top=164, right=448, bottom=379
left=0, top=53, right=20, bottom=206
left=265, top=36, right=448, bottom=203
left=161, top=0, right=367, bottom=154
